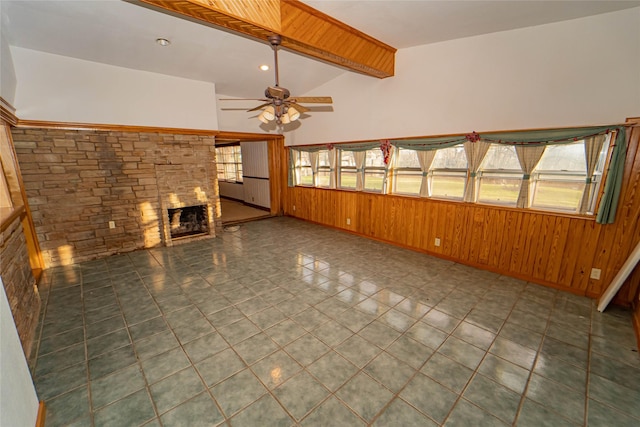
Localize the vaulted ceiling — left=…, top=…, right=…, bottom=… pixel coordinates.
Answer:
left=2, top=0, right=638, bottom=100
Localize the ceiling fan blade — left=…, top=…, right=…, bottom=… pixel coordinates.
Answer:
left=219, top=98, right=269, bottom=102
left=287, top=103, right=309, bottom=113
left=247, top=103, right=273, bottom=112
left=289, top=96, right=333, bottom=104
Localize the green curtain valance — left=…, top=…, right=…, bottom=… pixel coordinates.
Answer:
left=479, top=126, right=622, bottom=146
left=336, top=141, right=380, bottom=152
left=289, top=144, right=330, bottom=153
left=391, top=136, right=467, bottom=151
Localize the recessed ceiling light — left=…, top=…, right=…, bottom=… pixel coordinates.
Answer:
left=259, top=65, right=270, bottom=71
left=156, top=38, right=171, bottom=46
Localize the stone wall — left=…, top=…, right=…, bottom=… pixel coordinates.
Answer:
left=12, top=128, right=220, bottom=268
left=1, top=215, right=40, bottom=356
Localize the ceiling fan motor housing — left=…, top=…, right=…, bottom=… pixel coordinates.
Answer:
left=265, top=86, right=290, bottom=100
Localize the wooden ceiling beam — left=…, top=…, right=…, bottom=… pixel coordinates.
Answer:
left=136, top=0, right=395, bottom=78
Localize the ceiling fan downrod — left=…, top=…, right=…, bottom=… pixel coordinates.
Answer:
left=267, top=34, right=282, bottom=87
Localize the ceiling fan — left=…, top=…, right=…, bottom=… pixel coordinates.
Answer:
left=220, top=34, right=333, bottom=125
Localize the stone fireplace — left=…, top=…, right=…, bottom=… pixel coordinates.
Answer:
left=156, top=163, right=218, bottom=247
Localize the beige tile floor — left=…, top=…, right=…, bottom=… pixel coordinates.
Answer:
left=30, top=217, right=640, bottom=426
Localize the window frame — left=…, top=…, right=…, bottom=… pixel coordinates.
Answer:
left=215, top=145, right=243, bottom=183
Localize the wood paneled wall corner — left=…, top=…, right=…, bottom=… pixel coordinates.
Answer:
left=282, top=119, right=640, bottom=305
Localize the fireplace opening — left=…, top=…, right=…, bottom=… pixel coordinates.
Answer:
left=168, top=205, right=209, bottom=239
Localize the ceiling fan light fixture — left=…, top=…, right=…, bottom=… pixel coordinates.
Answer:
left=263, top=105, right=275, bottom=121
left=280, top=113, right=291, bottom=124
left=288, top=106, right=300, bottom=122
left=258, top=111, right=269, bottom=124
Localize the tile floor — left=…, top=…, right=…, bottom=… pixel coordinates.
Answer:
left=30, top=217, right=640, bottom=426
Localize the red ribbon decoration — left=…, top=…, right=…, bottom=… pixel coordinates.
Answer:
left=465, top=131, right=481, bottom=143
left=380, top=139, right=391, bottom=164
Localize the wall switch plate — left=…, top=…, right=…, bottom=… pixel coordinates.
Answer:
left=590, top=268, right=601, bottom=280
left=434, top=238, right=441, bottom=247
left=109, top=221, right=116, bottom=229
left=293, top=205, right=296, bottom=211
left=346, top=218, right=351, bottom=225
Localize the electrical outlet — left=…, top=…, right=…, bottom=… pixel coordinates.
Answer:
left=293, top=205, right=296, bottom=211
left=109, top=221, right=116, bottom=229
left=434, top=238, right=441, bottom=247
left=346, top=218, right=351, bottom=225
left=590, top=268, right=601, bottom=280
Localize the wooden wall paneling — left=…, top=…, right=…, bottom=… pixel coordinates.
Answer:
left=430, top=203, right=452, bottom=255
left=465, top=207, right=483, bottom=264
left=574, top=221, right=602, bottom=294
left=557, top=219, right=587, bottom=287
left=477, top=208, right=495, bottom=265
left=267, top=138, right=285, bottom=216
left=606, top=124, right=640, bottom=303
left=588, top=125, right=639, bottom=297
left=415, top=200, right=428, bottom=251
left=430, top=201, right=443, bottom=255
left=509, top=213, right=529, bottom=274
left=544, top=217, right=571, bottom=284
left=441, top=203, right=457, bottom=257
left=532, top=215, right=554, bottom=281
left=488, top=209, right=507, bottom=269
left=520, top=214, right=540, bottom=277
left=497, top=211, right=519, bottom=272
left=450, top=203, right=467, bottom=260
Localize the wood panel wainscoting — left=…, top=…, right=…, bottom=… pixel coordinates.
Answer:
left=282, top=118, right=640, bottom=306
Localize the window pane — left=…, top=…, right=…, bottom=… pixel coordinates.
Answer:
left=477, top=173, right=520, bottom=205
left=317, top=171, right=331, bottom=187
left=431, top=171, right=466, bottom=199
left=394, top=171, right=422, bottom=195
left=536, top=142, right=586, bottom=172
left=364, top=170, right=385, bottom=192
left=318, top=151, right=330, bottom=167
left=341, top=151, right=356, bottom=167
left=340, top=169, right=357, bottom=189
left=480, top=145, right=520, bottom=170
left=299, top=151, right=311, bottom=166
left=432, top=145, right=467, bottom=169
left=396, top=149, right=420, bottom=168
left=531, top=174, right=585, bottom=211
left=365, top=149, right=385, bottom=167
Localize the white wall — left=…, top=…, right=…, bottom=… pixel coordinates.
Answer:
left=288, top=7, right=640, bottom=145
left=241, top=141, right=270, bottom=208
left=218, top=181, right=244, bottom=200
left=0, top=30, right=17, bottom=105
left=0, top=279, right=39, bottom=427
left=11, top=47, right=218, bottom=129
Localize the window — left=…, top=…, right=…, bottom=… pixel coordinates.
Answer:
left=430, top=145, right=467, bottom=199
left=292, top=150, right=313, bottom=186
left=364, top=149, right=385, bottom=192
left=530, top=141, right=589, bottom=212
left=393, top=148, right=421, bottom=195
left=477, top=145, right=521, bottom=206
left=215, top=145, right=243, bottom=183
left=339, top=150, right=357, bottom=189
left=316, top=150, right=331, bottom=188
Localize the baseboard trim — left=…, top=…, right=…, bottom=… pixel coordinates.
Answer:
left=36, top=401, right=46, bottom=427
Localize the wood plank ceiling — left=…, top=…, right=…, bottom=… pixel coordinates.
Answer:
left=137, top=0, right=396, bottom=78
